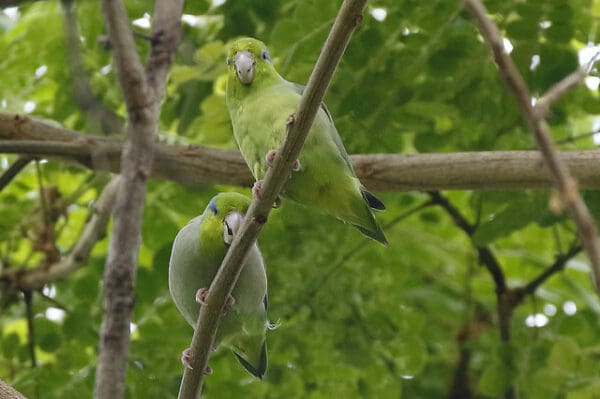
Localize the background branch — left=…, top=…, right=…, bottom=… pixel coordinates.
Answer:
left=2, top=113, right=600, bottom=191
left=463, top=0, right=600, bottom=295
left=0, top=177, right=119, bottom=290
left=177, top=0, right=368, bottom=396
left=60, top=0, right=123, bottom=135
left=0, top=156, right=32, bottom=192
left=94, top=0, right=182, bottom=398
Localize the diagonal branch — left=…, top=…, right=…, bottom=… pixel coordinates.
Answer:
left=0, top=155, right=32, bottom=192
left=519, top=244, right=582, bottom=299
left=176, top=1, right=368, bottom=397
left=462, top=0, right=600, bottom=295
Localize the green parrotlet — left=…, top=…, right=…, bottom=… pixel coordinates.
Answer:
left=225, top=37, right=387, bottom=245
left=168, top=192, right=268, bottom=378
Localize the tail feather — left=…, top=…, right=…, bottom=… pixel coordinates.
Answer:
left=233, top=341, right=267, bottom=379
left=362, top=189, right=386, bottom=211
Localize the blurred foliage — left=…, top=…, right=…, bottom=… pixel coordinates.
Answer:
left=1, top=0, right=600, bottom=398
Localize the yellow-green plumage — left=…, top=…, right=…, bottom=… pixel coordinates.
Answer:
left=168, top=192, right=268, bottom=378
left=226, top=37, right=387, bottom=244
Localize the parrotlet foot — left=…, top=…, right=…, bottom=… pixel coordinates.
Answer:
left=181, top=348, right=213, bottom=374
left=195, top=288, right=236, bottom=312
left=265, top=149, right=301, bottom=171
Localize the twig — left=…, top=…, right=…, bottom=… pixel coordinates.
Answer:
left=535, top=53, right=600, bottom=117
left=177, top=1, right=368, bottom=397
left=0, top=177, right=119, bottom=290
left=519, top=245, right=582, bottom=299
left=428, top=191, right=506, bottom=291
left=60, top=0, right=123, bottom=135
left=463, top=0, right=600, bottom=295
left=4, top=129, right=600, bottom=191
left=556, top=129, right=600, bottom=145
left=94, top=1, right=182, bottom=398
left=23, top=290, right=37, bottom=368
left=0, top=156, right=32, bottom=192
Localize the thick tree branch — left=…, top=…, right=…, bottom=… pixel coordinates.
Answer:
left=0, top=177, right=119, bottom=290
left=177, top=1, right=367, bottom=397
left=3, top=113, right=600, bottom=191
left=94, top=1, right=182, bottom=398
left=463, top=0, right=600, bottom=295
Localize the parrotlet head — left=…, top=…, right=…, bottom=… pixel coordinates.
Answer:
left=226, top=37, right=280, bottom=88
left=202, top=192, right=252, bottom=250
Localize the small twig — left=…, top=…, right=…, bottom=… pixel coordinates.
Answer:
left=535, top=52, right=600, bottom=117
left=555, top=129, right=600, bottom=145
left=177, top=1, right=368, bottom=397
left=428, top=192, right=507, bottom=291
left=520, top=245, right=582, bottom=298
left=60, top=0, right=123, bottom=135
left=23, top=290, right=37, bottom=368
left=463, top=0, right=600, bottom=295
left=0, top=156, right=32, bottom=192
left=1, top=177, right=119, bottom=290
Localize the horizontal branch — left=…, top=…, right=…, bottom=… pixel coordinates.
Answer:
left=2, top=113, right=600, bottom=192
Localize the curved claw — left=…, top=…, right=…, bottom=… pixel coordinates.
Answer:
left=181, top=348, right=213, bottom=374
left=195, top=287, right=209, bottom=305
left=265, top=149, right=277, bottom=167
left=252, top=181, right=263, bottom=200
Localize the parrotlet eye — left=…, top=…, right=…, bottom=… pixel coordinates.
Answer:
left=261, top=50, right=271, bottom=62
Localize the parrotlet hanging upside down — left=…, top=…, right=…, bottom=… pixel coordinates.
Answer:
left=226, top=37, right=388, bottom=245
left=168, top=192, right=268, bottom=378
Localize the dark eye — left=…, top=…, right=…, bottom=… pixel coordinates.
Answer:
left=226, top=57, right=231, bottom=66
left=261, top=50, right=271, bottom=61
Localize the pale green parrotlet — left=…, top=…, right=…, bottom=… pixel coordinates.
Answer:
left=225, top=37, right=388, bottom=245
left=168, top=192, right=268, bottom=378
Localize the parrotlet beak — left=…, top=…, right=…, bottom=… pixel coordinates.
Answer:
left=234, top=50, right=255, bottom=85
left=223, top=211, right=244, bottom=245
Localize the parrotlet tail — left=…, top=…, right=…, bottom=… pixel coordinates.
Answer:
left=234, top=340, right=267, bottom=379
left=354, top=189, right=388, bottom=246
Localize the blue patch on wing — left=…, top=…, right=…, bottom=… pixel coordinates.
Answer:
left=207, top=197, right=218, bottom=215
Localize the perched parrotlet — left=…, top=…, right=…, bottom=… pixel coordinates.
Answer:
left=168, top=192, right=268, bottom=378
left=225, top=37, right=388, bottom=245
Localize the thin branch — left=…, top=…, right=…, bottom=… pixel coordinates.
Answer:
left=0, top=177, right=119, bottom=290
left=463, top=0, right=600, bottom=295
left=428, top=192, right=507, bottom=292
left=94, top=1, right=182, bottom=398
left=556, top=129, right=600, bottom=145
left=23, top=290, right=37, bottom=368
left=535, top=54, right=600, bottom=117
left=3, top=117, right=600, bottom=191
left=177, top=1, right=368, bottom=396
left=60, top=0, right=123, bottom=135
left=520, top=245, right=583, bottom=299
left=0, top=156, right=32, bottom=192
